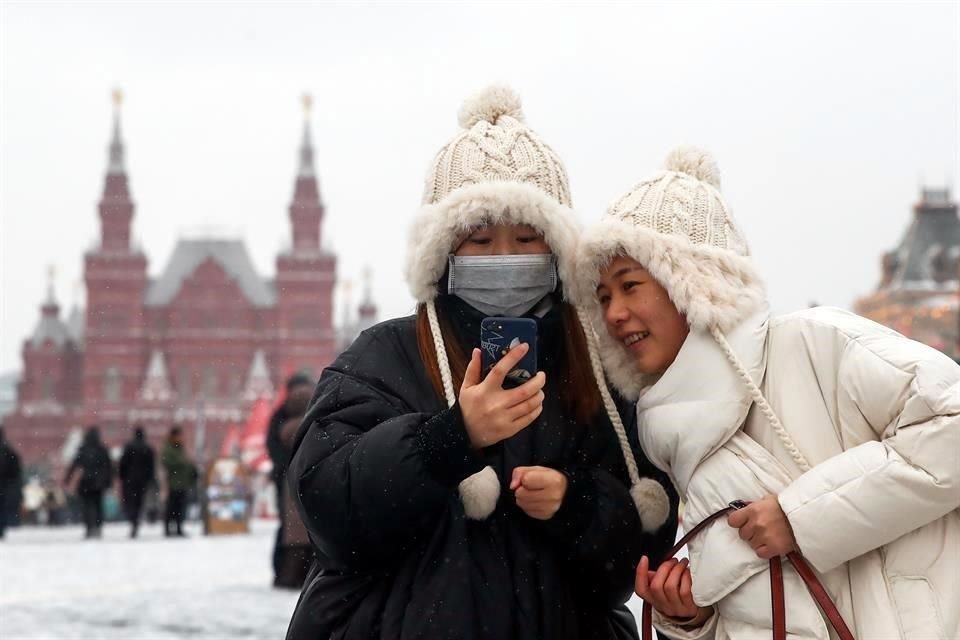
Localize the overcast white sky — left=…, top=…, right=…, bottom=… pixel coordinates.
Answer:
left=1, top=1, right=958, bottom=375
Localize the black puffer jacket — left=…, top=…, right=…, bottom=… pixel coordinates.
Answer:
left=118, top=436, right=156, bottom=495
left=0, top=435, right=22, bottom=495
left=286, top=296, right=678, bottom=640
left=67, top=438, right=113, bottom=497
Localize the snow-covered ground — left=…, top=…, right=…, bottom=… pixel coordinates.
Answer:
left=0, top=519, right=299, bottom=639
left=1, top=519, right=664, bottom=639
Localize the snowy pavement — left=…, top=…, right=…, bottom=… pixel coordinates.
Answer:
left=1, top=519, right=661, bottom=639
left=0, top=520, right=299, bottom=639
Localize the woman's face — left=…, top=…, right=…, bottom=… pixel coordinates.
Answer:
left=454, top=223, right=551, bottom=256
left=596, top=255, right=689, bottom=376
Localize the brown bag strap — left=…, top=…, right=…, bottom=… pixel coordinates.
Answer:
left=786, top=552, right=855, bottom=640
left=640, top=500, right=856, bottom=640
left=640, top=502, right=743, bottom=640
left=771, top=556, right=786, bottom=639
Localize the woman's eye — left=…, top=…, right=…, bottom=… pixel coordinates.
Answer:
left=517, top=236, right=539, bottom=243
left=598, top=294, right=610, bottom=306
left=623, top=280, right=643, bottom=292
left=469, top=237, right=492, bottom=245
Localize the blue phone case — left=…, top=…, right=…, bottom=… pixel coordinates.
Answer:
left=480, top=317, right=538, bottom=386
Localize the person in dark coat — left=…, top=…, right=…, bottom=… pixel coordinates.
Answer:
left=117, top=425, right=156, bottom=538
left=273, top=384, right=315, bottom=588
left=65, top=426, right=113, bottom=539
left=162, top=426, right=195, bottom=537
left=0, top=425, right=24, bottom=539
left=267, top=372, right=315, bottom=586
left=285, top=86, right=679, bottom=640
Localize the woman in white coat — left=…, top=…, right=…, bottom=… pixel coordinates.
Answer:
left=569, top=147, right=960, bottom=639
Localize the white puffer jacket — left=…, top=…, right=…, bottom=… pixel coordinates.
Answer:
left=570, top=146, right=960, bottom=640
left=641, top=307, right=960, bottom=640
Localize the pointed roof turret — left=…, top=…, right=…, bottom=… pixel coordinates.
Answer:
left=107, top=88, right=126, bottom=175
left=97, top=88, right=135, bottom=252
left=298, top=93, right=316, bottom=178
left=140, top=349, right=173, bottom=402
left=244, top=349, right=274, bottom=400
left=66, top=305, right=85, bottom=343
left=30, top=266, right=71, bottom=348
left=288, top=93, right=325, bottom=253
left=66, top=279, right=85, bottom=343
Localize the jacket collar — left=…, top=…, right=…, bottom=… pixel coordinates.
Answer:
left=636, top=308, right=770, bottom=496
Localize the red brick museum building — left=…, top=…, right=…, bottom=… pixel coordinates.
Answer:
left=4, top=95, right=373, bottom=465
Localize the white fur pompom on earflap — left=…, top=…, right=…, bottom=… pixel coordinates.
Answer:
left=631, top=477, right=671, bottom=533
left=457, top=85, right=525, bottom=129
left=664, top=145, right=721, bottom=189
left=458, top=465, right=501, bottom=520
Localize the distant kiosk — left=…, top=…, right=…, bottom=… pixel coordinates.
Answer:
left=204, top=457, right=252, bottom=535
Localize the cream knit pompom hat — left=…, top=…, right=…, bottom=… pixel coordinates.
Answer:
left=405, top=87, right=671, bottom=531
left=573, top=148, right=813, bottom=483
left=571, top=146, right=766, bottom=400
left=406, top=85, right=578, bottom=304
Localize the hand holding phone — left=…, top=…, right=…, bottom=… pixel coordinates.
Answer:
left=458, top=345, right=546, bottom=449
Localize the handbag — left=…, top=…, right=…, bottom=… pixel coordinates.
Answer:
left=641, top=500, right=855, bottom=640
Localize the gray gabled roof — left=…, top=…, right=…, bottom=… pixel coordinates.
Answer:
left=145, top=239, right=275, bottom=307
left=31, top=315, right=73, bottom=348
left=67, top=305, right=85, bottom=343
left=890, top=194, right=960, bottom=287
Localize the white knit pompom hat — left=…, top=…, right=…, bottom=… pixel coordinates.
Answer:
left=405, top=87, right=671, bottom=529
left=572, top=147, right=814, bottom=480
left=406, top=85, right=579, bottom=303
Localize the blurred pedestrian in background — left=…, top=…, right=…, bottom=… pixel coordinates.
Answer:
left=267, top=372, right=314, bottom=586
left=0, top=425, right=24, bottom=539
left=162, top=426, right=196, bottom=537
left=272, top=379, right=314, bottom=588
left=64, top=426, right=113, bottom=539
left=118, top=424, right=156, bottom=538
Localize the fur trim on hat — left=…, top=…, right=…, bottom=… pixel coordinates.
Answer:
left=458, top=465, right=500, bottom=519
left=406, top=181, right=580, bottom=303
left=571, top=216, right=766, bottom=400
left=631, top=477, right=671, bottom=533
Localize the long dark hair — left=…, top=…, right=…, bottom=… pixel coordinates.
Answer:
left=415, top=302, right=602, bottom=425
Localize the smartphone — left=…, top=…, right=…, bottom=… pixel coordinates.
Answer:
left=480, top=317, right=538, bottom=387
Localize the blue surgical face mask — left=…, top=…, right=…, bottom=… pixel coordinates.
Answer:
left=447, top=254, right=559, bottom=317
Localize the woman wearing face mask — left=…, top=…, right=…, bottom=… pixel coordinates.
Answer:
left=283, top=86, right=678, bottom=640
left=571, top=147, right=960, bottom=639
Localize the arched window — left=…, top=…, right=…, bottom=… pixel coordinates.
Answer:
left=104, top=367, right=121, bottom=402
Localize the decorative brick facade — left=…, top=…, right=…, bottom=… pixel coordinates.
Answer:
left=5, top=93, right=348, bottom=465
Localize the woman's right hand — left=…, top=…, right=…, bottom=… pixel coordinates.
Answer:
left=635, top=556, right=712, bottom=624
left=459, top=346, right=546, bottom=449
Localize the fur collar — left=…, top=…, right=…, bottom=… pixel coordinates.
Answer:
left=571, top=216, right=767, bottom=400
left=406, top=181, right=580, bottom=303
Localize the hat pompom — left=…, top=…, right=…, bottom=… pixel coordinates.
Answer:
left=457, top=85, right=525, bottom=129
left=664, top=145, right=721, bottom=189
